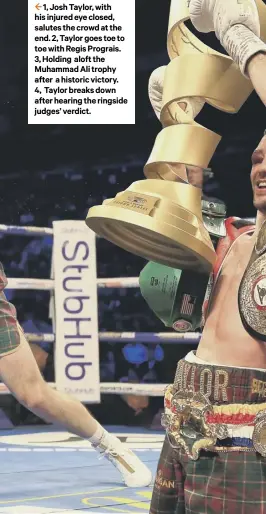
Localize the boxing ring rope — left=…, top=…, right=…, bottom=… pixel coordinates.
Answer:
left=21, top=332, right=200, bottom=344
left=0, top=382, right=166, bottom=397
left=6, top=277, right=141, bottom=290
left=0, top=222, right=200, bottom=398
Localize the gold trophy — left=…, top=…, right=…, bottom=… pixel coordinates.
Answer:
left=86, top=0, right=266, bottom=274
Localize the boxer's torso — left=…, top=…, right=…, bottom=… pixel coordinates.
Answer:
left=197, top=230, right=266, bottom=368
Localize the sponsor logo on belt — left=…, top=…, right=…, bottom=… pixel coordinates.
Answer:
left=155, top=469, right=175, bottom=489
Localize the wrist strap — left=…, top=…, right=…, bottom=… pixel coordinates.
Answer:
left=222, top=24, right=266, bottom=76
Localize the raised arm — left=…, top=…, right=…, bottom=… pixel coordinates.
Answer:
left=247, top=52, right=266, bottom=107
left=188, top=0, right=266, bottom=106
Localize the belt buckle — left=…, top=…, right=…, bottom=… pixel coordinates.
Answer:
left=202, top=214, right=226, bottom=239
left=162, top=386, right=228, bottom=460
left=253, top=410, right=266, bottom=456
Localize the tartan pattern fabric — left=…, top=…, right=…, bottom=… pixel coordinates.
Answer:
left=150, top=358, right=266, bottom=513
left=150, top=437, right=185, bottom=514
left=150, top=437, right=266, bottom=514
left=0, top=262, right=20, bottom=356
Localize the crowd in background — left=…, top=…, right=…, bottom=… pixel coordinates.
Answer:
left=0, top=169, right=197, bottom=427
left=1, top=169, right=169, bottom=333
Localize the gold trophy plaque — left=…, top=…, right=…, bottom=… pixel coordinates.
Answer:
left=86, top=0, right=266, bottom=272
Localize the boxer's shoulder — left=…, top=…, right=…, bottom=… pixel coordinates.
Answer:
left=225, top=216, right=254, bottom=233
left=228, top=217, right=255, bottom=232
left=203, top=217, right=255, bottom=322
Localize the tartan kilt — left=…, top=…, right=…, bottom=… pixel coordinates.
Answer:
left=150, top=355, right=266, bottom=514
left=0, top=260, right=20, bottom=356
left=150, top=435, right=266, bottom=514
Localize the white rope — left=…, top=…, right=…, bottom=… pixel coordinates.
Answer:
left=96, top=277, right=139, bottom=288
left=100, top=383, right=166, bottom=396
left=0, top=224, right=53, bottom=237
left=6, top=277, right=140, bottom=290
left=0, top=219, right=257, bottom=238
left=24, top=331, right=200, bottom=343
left=26, top=333, right=55, bottom=342
left=0, top=382, right=166, bottom=396
left=7, top=278, right=54, bottom=291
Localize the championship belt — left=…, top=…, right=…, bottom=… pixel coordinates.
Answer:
left=238, top=221, right=266, bottom=341
left=139, top=199, right=226, bottom=332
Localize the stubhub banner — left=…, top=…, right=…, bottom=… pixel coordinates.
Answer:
left=53, top=220, right=100, bottom=403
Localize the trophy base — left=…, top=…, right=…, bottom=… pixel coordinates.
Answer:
left=86, top=204, right=215, bottom=273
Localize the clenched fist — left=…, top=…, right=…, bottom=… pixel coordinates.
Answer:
left=188, top=0, right=260, bottom=39
left=188, top=0, right=266, bottom=75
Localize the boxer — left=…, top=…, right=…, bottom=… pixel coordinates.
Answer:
left=0, top=263, right=152, bottom=488
left=147, top=3, right=266, bottom=510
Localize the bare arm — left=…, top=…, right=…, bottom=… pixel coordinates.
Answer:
left=188, top=1, right=266, bottom=105
left=247, top=52, right=266, bottom=107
